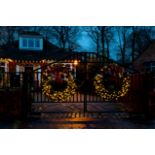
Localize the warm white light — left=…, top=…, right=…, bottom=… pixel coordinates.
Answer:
left=0, top=58, right=13, bottom=63
left=73, top=60, right=78, bottom=66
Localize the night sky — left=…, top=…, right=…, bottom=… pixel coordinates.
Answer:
left=77, top=31, right=95, bottom=52
left=1, top=26, right=154, bottom=62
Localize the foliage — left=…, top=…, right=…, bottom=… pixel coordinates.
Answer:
left=42, top=65, right=77, bottom=102
left=86, top=26, right=114, bottom=59
left=94, top=63, right=130, bottom=101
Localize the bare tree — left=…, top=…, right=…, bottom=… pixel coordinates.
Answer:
left=87, top=26, right=114, bottom=59
left=131, top=26, right=136, bottom=62
left=104, top=27, right=114, bottom=60
left=135, top=26, right=155, bottom=55
left=1, top=26, right=31, bottom=44
left=127, top=26, right=155, bottom=63
left=116, top=26, right=129, bottom=65
left=86, top=26, right=101, bottom=54
left=0, top=26, right=80, bottom=52
left=0, top=26, right=8, bottom=45
left=46, top=26, right=80, bottom=51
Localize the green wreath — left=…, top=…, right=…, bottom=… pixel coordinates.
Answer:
left=94, top=63, right=130, bottom=101
left=94, top=74, right=130, bottom=101
left=42, top=72, right=77, bottom=102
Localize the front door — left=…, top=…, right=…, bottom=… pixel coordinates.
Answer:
left=24, top=65, right=34, bottom=88
left=25, top=66, right=33, bottom=73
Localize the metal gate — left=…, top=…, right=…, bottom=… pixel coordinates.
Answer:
left=30, top=52, right=131, bottom=114
left=0, top=54, right=153, bottom=119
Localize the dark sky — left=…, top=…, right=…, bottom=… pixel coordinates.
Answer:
left=77, top=31, right=95, bottom=52
left=77, top=29, right=118, bottom=60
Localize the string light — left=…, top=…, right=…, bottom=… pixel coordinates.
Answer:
left=73, top=60, right=78, bottom=66
left=94, top=63, right=130, bottom=101
left=42, top=70, right=77, bottom=102
left=94, top=74, right=130, bottom=101
left=0, top=58, right=13, bottom=63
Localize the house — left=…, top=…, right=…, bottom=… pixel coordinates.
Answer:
left=132, top=41, right=155, bottom=73
left=0, top=31, right=77, bottom=87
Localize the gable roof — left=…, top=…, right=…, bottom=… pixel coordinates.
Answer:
left=132, top=41, right=155, bottom=71
left=0, top=37, right=74, bottom=61
left=19, top=31, right=42, bottom=37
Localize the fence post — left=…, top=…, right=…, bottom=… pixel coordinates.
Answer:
left=142, top=72, right=153, bottom=120
left=83, top=53, right=88, bottom=113
left=21, top=72, right=32, bottom=120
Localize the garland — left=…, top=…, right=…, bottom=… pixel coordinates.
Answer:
left=42, top=66, right=76, bottom=102
left=94, top=63, right=130, bottom=101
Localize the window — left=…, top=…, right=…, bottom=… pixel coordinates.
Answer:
left=144, top=62, right=155, bottom=72
left=28, top=39, right=34, bottom=48
left=19, top=37, right=43, bottom=50
left=22, top=39, right=27, bottom=47
left=35, top=39, right=40, bottom=48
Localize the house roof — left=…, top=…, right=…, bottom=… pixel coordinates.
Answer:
left=132, top=41, right=155, bottom=71
left=0, top=37, right=74, bottom=61
left=19, top=31, right=42, bottom=36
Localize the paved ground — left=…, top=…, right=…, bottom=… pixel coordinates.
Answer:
left=1, top=112, right=154, bottom=129
left=31, top=102, right=128, bottom=113
left=1, top=102, right=155, bottom=129
left=20, top=112, right=153, bottom=129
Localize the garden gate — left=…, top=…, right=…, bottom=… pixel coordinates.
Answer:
left=0, top=53, right=153, bottom=120
left=28, top=52, right=131, bottom=115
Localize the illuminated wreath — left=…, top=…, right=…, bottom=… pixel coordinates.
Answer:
left=94, top=63, right=130, bottom=101
left=42, top=66, right=76, bottom=102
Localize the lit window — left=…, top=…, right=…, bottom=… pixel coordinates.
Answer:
left=19, top=37, right=43, bottom=50
left=22, top=39, right=27, bottom=47
left=35, top=39, right=40, bottom=48
left=28, top=39, right=34, bottom=48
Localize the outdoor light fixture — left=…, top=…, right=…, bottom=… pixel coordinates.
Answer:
left=73, top=60, right=78, bottom=66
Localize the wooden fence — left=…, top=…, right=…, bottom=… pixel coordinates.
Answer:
left=120, top=73, right=154, bottom=115
left=1, top=71, right=155, bottom=118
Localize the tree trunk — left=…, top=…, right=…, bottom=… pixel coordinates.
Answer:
left=101, top=26, right=105, bottom=55
left=106, top=41, right=110, bottom=60
left=131, top=27, right=136, bottom=62
left=96, top=33, right=100, bottom=55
